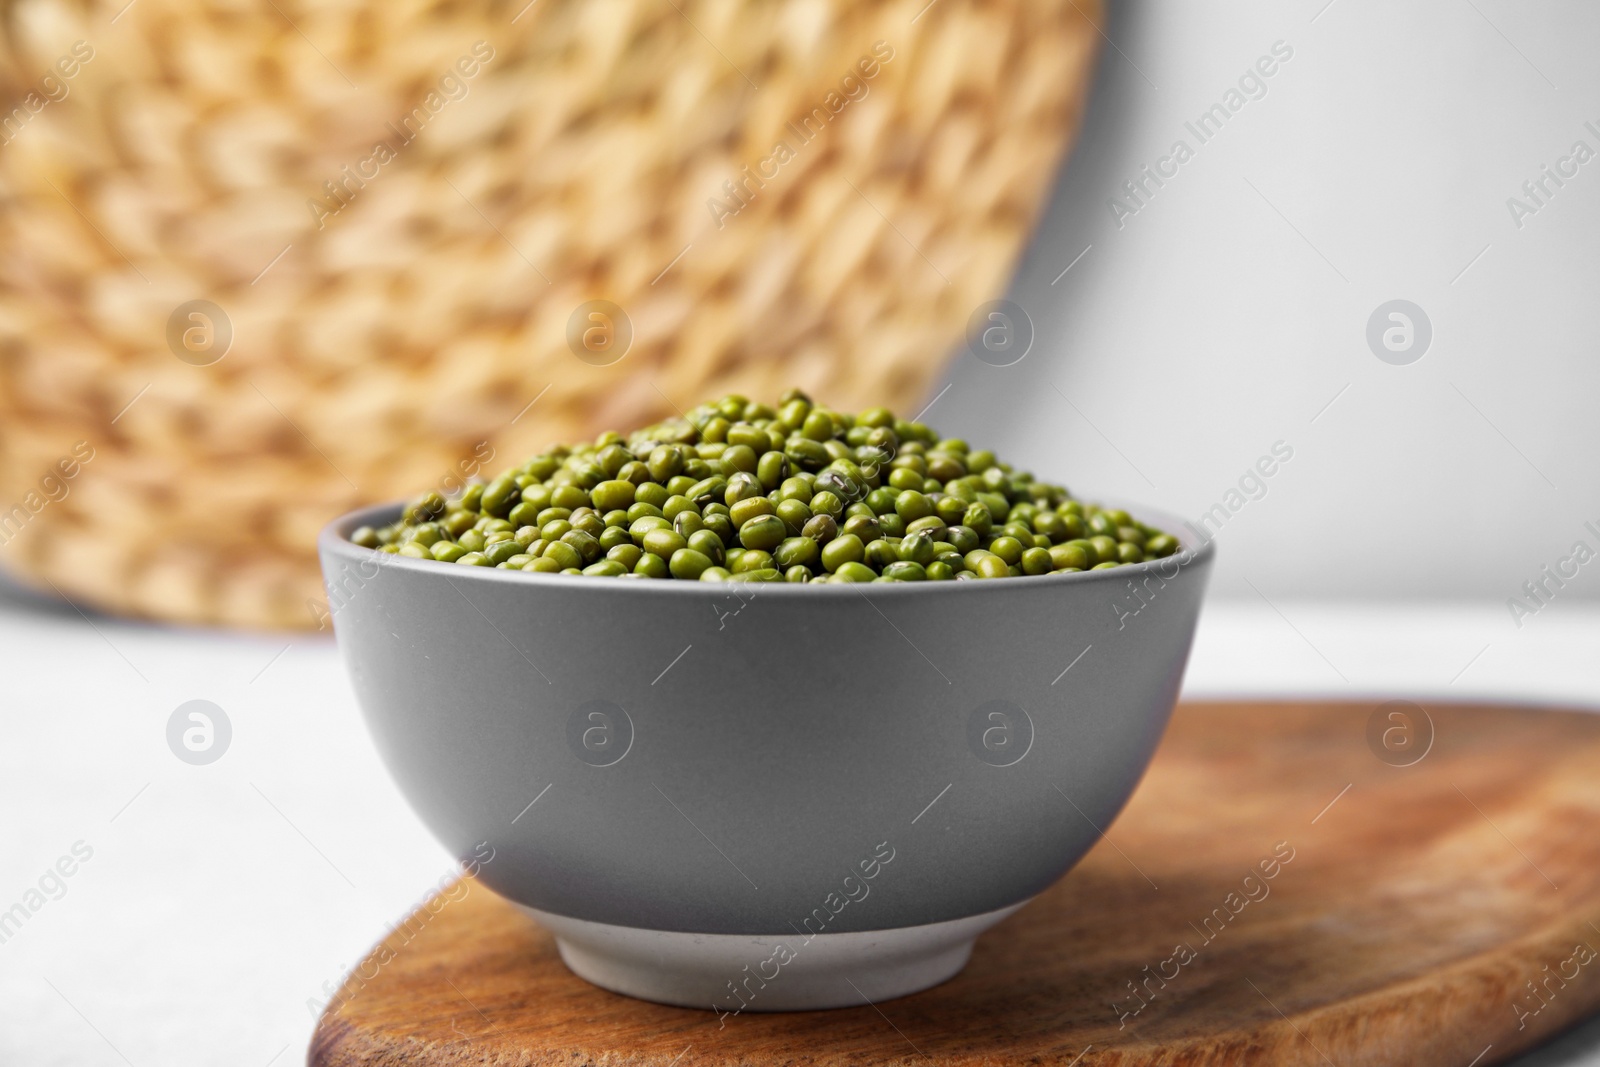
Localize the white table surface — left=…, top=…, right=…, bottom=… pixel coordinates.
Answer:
left=2, top=584, right=1598, bottom=1067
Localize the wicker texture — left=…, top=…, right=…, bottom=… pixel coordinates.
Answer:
left=0, top=0, right=1102, bottom=628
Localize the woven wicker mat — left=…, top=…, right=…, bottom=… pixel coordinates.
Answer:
left=0, top=0, right=1102, bottom=627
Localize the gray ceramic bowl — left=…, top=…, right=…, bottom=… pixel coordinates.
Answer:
left=318, top=500, right=1213, bottom=1012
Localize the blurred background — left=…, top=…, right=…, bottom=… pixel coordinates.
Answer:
left=946, top=0, right=1600, bottom=605
left=3, top=0, right=1599, bottom=1063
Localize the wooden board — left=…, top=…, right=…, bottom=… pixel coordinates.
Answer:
left=311, top=702, right=1600, bottom=1066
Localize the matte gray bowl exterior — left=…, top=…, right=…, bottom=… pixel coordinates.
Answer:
left=319, top=502, right=1212, bottom=936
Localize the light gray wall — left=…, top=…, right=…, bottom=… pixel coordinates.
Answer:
left=933, top=0, right=1600, bottom=603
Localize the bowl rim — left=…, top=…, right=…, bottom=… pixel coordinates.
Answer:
left=318, top=495, right=1215, bottom=597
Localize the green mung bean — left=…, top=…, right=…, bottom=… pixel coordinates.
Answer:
left=365, top=389, right=1178, bottom=585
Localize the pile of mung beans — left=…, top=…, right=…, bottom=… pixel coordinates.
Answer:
left=354, top=389, right=1179, bottom=583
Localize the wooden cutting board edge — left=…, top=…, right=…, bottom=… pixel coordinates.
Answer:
left=1147, top=911, right=1600, bottom=1067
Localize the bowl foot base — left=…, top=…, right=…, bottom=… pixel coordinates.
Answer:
left=517, top=902, right=1028, bottom=1012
